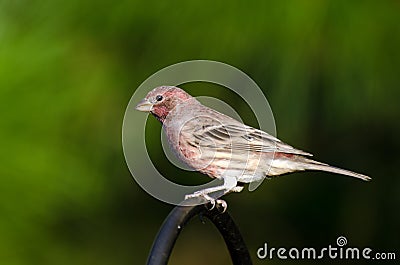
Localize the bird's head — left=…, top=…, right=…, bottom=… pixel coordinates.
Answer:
left=135, top=86, right=193, bottom=122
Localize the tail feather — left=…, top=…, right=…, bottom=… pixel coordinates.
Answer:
left=301, top=158, right=371, bottom=181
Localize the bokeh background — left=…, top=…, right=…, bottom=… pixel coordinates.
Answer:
left=1, top=0, right=399, bottom=264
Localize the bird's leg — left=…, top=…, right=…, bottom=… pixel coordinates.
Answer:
left=230, top=186, right=244, bottom=193
left=185, top=176, right=237, bottom=200
left=184, top=176, right=239, bottom=212
left=184, top=185, right=226, bottom=210
left=185, top=185, right=226, bottom=199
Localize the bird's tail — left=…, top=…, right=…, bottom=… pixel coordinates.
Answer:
left=299, top=157, right=371, bottom=181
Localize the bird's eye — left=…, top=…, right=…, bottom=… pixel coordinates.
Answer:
left=155, top=95, right=163, bottom=102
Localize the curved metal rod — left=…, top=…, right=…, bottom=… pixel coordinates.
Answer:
left=147, top=203, right=252, bottom=265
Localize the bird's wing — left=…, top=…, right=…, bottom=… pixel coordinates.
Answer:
left=191, top=123, right=313, bottom=157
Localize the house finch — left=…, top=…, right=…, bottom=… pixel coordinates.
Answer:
left=136, top=86, right=370, bottom=208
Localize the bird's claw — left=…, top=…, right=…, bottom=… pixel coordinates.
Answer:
left=216, top=199, right=228, bottom=213
left=203, top=198, right=228, bottom=213
left=205, top=199, right=216, bottom=210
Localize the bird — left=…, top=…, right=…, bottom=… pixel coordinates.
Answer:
left=136, top=86, right=370, bottom=209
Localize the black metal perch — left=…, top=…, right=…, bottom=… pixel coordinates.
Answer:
left=147, top=202, right=252, bottom=265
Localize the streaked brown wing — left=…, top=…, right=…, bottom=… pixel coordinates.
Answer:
left=191, top=122, right=312, bottom=157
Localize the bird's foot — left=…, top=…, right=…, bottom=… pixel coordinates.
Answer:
left=185, top=191, right=215, bottom=206
left=185, top=192, right=227, bottom=213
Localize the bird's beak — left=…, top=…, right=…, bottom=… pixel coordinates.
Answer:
left=135, top=99, right=153, bottom=112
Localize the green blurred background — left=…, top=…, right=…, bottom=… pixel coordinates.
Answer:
left=1, top=0, right=399, bottom=264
